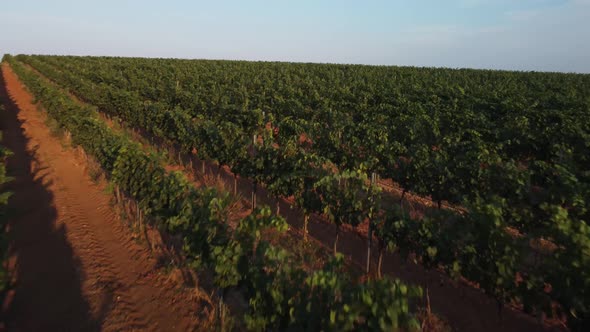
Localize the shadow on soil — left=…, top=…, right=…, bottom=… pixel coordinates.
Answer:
left=0, top=70, right=104, bottom=331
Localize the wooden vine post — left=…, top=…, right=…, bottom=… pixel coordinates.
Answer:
left=251, top=133, right=257, bottom=210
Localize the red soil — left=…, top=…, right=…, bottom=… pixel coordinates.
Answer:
left=0, top=64, right=206, bottom=331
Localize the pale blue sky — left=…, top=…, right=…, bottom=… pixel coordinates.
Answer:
left=1, top=0, right=589, bottom=72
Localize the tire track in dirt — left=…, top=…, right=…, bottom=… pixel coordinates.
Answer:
left=0, top=64, right=202, bottom=331
left=52, top=188, right=150, bottom=332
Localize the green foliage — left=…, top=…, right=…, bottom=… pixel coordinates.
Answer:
left=0, top=108, right=13, bottom=299
left=11, top=53, right=590, bottom=329
left=315, top=169, right=381, bottom=230
left=350, top=278, right=422, bottom=331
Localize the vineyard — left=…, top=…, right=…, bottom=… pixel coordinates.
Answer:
left=1, top=54, right=589, bottom=331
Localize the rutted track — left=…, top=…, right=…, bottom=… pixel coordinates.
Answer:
left=0, top=64, right=202, bottom=331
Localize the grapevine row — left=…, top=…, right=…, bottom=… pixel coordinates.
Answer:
left=0, top=100, right=12, bottom=303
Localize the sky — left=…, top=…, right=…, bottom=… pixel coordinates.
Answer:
left=0, top=0, right=589, bottom=73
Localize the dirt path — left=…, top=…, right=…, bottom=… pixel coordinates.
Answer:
left=0, top=64, right=205, bottom=331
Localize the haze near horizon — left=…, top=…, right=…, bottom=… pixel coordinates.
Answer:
left=1, top=0, right=589, bottom=73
